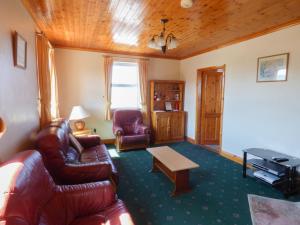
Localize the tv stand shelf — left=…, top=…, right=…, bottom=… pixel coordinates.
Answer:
left=243, top=148, right=300, bottom=197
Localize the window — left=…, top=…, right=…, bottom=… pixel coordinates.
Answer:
left=111, top=61, right=141, bottom=109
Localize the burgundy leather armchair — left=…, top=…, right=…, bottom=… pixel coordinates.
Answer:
left=35, top=119, right=118, bottom=185
left=0, top=150, right=134, bottom=225
left=113, top=109, right=150, bottom=151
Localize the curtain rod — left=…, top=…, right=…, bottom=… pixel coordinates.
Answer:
left=103, top=55, right=149, bottom=61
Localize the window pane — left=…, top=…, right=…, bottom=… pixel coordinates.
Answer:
left=111, top=61, right=141, bottom=109
left=111, top=86, right=140, bottom=108
left=112, top=62, right=138, bottom=85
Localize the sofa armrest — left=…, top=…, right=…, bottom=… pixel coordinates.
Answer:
left=137, top=125, right=150, bottom=135
left=113, top=126, right=124, bottom=136
left=76, top=135, right=101, bottom=148
left=56, top=181, right=117, bottom=216
left=62, top=162, right=112, bottom=184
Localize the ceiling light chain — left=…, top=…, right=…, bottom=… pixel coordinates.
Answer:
left=147, top=19, right=178, bottom=54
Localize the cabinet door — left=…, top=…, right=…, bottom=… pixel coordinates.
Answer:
left=156, top=113, right=171, bottom=142
left=170, top=112, right=185, bottom=140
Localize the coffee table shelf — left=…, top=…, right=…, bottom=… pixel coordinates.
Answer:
left=147, top=146, right=199, bottom=196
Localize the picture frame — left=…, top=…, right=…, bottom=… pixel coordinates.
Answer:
left=257, top=53, right=289, bottom=82
left=165, top=102, right=172, bottom=111
left=13, top=32, right=27, bottom=69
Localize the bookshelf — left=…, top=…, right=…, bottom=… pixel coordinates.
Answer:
left=150, top=80, right=185, bottom=112
left=149, top=80, right=185, bottom=144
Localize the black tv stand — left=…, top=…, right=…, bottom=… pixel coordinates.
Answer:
left=243, top=148, right=300, bottom=197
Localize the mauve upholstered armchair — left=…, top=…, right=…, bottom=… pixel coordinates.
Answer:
left=113, top=109, right=150, bottom=151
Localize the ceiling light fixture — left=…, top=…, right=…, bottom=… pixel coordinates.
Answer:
left=147, top=19, right=177, bottom=54
left=181, top=0, right=193, bottom=8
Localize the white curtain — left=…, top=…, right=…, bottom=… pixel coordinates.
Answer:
left=138, top=59, right=149, bottom=122
left=104, top=56, right=113, bottom=120
left=49, top=46, right=60, bottom=119
left=36, top=33, right=60, bottom=128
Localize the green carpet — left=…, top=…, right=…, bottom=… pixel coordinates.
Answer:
left=108, top=142, right=300, bottom=225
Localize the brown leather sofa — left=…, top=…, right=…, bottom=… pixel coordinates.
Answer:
left=113, top=109, right=150, bottom=151
left=35, top=119, right=118, bottom=185
left=0, top=150, right=134, bottom=225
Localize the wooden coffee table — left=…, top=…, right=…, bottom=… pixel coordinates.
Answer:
left=147, top=146, right=199, bottom=196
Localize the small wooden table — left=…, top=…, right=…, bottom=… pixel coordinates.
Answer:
left=73, top=129, right=92, bottom=137
left=147, top=146, right=199, bottom=196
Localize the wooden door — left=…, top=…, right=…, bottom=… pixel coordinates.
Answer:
left=170, top=112, right=185, bottom=140
left=197, top=68, right=224, bottom=145
left=156, top=113, right=171, bottom=142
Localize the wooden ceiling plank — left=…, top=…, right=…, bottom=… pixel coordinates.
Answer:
left=22, top=0, right=300, bottom=59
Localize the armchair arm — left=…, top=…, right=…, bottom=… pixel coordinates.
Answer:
left=113, top=125, right=124, bottom=136
left=137, top=125, right=150, bottom=135
left=62, top=161, right=112, bottom=184
left=56, top=181, right=117, bottom=217
left=76, top=135, right=101, bottom=148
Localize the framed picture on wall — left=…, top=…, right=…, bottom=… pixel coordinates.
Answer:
left=257, top=53, right=289, bottom=82
left=13, top=32, right=27, bottom=69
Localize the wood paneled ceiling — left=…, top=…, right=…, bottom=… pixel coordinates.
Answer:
left=23, top=0, right=300, bottom=59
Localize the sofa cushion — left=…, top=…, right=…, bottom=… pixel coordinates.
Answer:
left=69, top=133, right=84, bottom=153
left=70, top=214, right=106, bottom=225
left=66, top=147, right=80, bottom=163
left=121, top=134, right=149, bottom=145
left=81, top=145, right=118, bottom=181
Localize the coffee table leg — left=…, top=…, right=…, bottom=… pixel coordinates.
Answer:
left=172, top=170, right=190, bottom=196
left=150, top=157, right=159, bottom=173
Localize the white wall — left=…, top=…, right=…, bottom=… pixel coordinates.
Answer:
left=0, top=0, right=39, bottom=161
left=180, top=24, right=300, bottom=158
left=55, top=49, right=180, bottom=139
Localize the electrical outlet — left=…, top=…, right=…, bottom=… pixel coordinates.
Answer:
left=93, top=128, right=97, bottom=133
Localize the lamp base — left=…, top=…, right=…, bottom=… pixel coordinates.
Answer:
left=74, top=120, right=85, bottom=131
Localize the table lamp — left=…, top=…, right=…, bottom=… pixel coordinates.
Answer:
left=69, top=106, right=90, bottom=131
left=0, top=117, right=6, bottom=138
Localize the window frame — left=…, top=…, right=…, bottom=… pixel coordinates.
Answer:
left=110, top=61, right=141, bottom=109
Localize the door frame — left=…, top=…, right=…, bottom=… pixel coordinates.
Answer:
left=195, top=65, right=226, bottom=151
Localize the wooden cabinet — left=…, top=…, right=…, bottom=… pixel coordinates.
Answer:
left=151, top=111, right=185, bottom=143
left=155, top=112, right=171, bottom=142
left=170, top=112, right=185, bottom=140
left=150, top=80, right=186, bottom=144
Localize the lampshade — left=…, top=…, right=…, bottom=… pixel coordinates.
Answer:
left=181, top=0, right=193, bottom=8
left=157, top=34, right=165, bottom=47
left=147, top=37, right=156, bottom=48
left=168, top=37, right=177, bottom=49
left=69, top=106, right=90, bottom=121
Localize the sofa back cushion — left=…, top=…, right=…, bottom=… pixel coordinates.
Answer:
left=35, top=126, right=75, bottom=181
left=113, top=109, right=143, bottom=135
left=0, top=151, right=55, bottom=225
left=69, top=134, right=84, bottom=153
left=46, top=118, right=72, bottom=133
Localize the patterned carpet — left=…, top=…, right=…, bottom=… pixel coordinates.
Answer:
left=108, top=142, right=300, bottom=225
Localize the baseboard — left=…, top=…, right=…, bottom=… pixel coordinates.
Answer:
left=184, top=137, right=243, bottom=165
left=220, top=150, right=243, bottom=165
left=102, top=138, right=115, bottom=145
left=185, top=136, right=196, bottom=144
left=201, top=144, right=221, bottom=154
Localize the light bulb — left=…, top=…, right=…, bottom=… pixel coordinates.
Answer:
left=181, top=0, right=193, bottom=8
